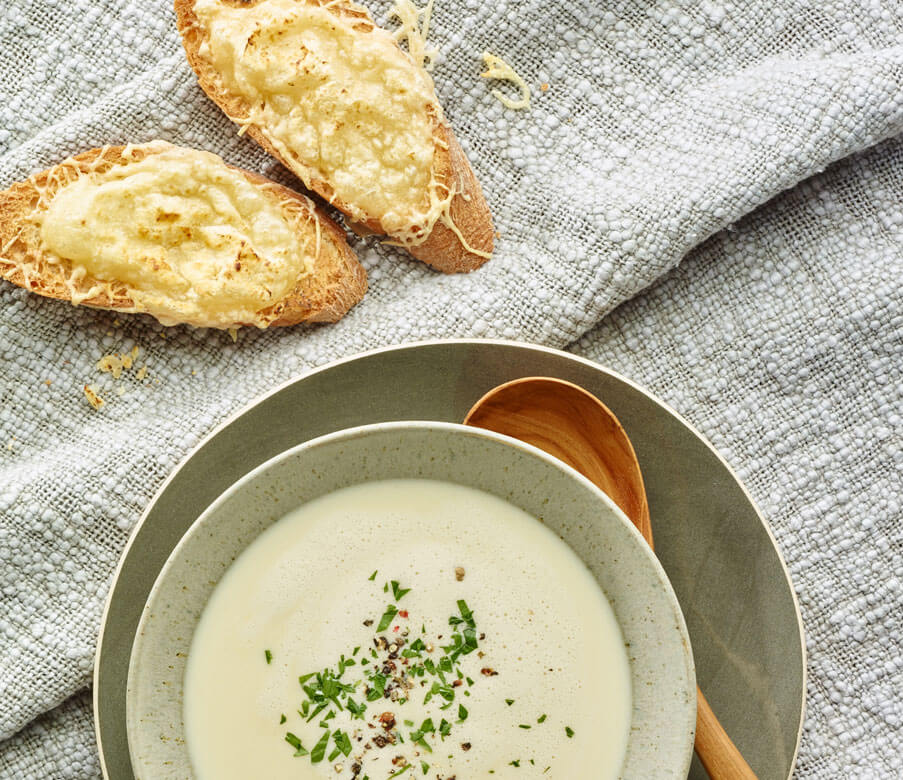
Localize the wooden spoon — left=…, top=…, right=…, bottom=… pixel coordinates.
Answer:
left=463, top=376, right=758, bottom=780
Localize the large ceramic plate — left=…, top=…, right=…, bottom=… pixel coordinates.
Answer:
left=94, top=339, right=805, bottom=779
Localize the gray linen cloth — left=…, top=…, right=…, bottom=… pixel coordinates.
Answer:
left=1, top=0, right=901, bottom=776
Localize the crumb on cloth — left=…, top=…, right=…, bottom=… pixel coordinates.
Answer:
left=96, top=345, right=141, bottom=379
left=84, top=384, right=104, bottom=410
left=89, top=346, right=149, bottom=408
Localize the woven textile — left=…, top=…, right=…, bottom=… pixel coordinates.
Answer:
left=1, top=0, right=902, bottom=776
left=575, top=134, right=903, bottom=778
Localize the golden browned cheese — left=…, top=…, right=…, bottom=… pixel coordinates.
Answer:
left=40, top=143, right=319, bottom=325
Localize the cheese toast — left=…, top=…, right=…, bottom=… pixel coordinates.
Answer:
left=0, top=141, right=366, bottom=328
left=175, top=0, right=494, bottom=272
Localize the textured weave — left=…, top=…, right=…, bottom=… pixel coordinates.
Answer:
left=1, top=0, right=902, bottom=776
left=574, top=134, right=903, bottom=778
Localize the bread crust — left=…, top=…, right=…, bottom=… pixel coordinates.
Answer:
left=0, top=144, right=367, bottom=328
left=174, top=0, right=493, bottom=273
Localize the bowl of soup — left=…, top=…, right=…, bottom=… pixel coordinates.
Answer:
left=126, top=422, right=696, bottom=779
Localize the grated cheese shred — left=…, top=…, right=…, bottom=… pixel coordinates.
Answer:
left=481, top=52, right=531, bottom=110
left=390, top=0, right=437, bottom=71
left=438, top=182, right=492, bottom=259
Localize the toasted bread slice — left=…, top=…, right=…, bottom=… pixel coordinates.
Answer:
left=175, top=0, right=494, bottom=273
left=0, top=142, right=366, bottom=328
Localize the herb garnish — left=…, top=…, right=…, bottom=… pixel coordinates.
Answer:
left=264, top=649, right=272, bottom=664
left=391, top=580, right=411, bottom=601
left=277, top=575, right=581, bottom=776
left=376, top=604, right=398, bottom=632
left=309, top=730, right=329, bottom=762
left=284, top=732, right=308, bottom=757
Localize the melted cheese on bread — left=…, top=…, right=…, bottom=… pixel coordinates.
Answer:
left=193, top=0, right=452, bottom=246
left=38, top=142, right=316, bottom=327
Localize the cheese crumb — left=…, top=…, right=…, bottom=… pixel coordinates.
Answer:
left=97, top=354, right=125, bottom=379
left=84, top=384, right=104, bottom=410
left=97, top=346, right=143, bottom=379
left=94, top=346, right=146, bottom=403
left=481, top=52, right=531, bottom=110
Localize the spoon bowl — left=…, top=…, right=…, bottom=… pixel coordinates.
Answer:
left=464, top=377, right=653, bottom=547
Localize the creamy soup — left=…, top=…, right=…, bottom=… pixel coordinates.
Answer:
left=184, top=479, right=631, bottom=778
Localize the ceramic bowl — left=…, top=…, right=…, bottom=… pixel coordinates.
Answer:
left=126, top=421, right=696, bottom=778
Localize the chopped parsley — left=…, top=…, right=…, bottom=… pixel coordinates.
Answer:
left=376, top=604, right=398, bottom=632
left=391, top=580, right=411, bottom=601
left=276, top=575, right=576, bottom=776
left=283, top=732, right=308, bottom=757
left=309, top=730, right=329, bottom=763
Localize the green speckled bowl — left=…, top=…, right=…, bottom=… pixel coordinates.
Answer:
left=126, top=421, right=696, bottom=779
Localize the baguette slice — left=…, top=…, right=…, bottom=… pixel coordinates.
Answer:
left=175, top=0, right=494, bottom=273
left=0, top=142, right=366, bottom=329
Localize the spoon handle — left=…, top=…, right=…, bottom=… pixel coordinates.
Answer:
left=695, top=687, right=758, bottom=778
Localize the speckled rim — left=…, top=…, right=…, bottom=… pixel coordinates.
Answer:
left=95, top=338, right=806, bottom=779
left=126, top=420, right=697, bottom=778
